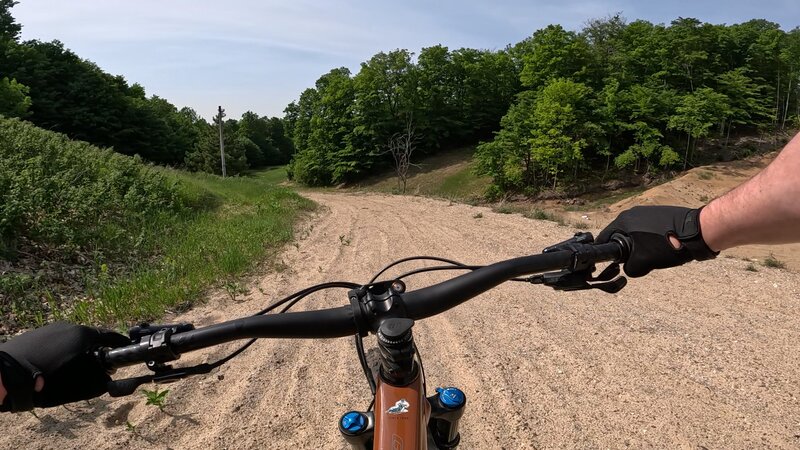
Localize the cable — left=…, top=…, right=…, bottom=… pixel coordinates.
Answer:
left=355, top=335, right=376, bottom=395
left=253, top=281, right=361, bottom=316
left=394, top=265, right=483, bottom=281
left=368, top=256, right=471, bottom=284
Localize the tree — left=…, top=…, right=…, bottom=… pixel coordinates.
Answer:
left=668, top=88, right=730, bottom=169
left=611, top=20, right=667, bottom=84
left=386, top=114, right=418, bottom=193
left=281, top=15, right=790, bottom=193
left=582, top=13, right=627, bottom=83
left=238, top=111, right=273, bottom=167
left=614, top=122, right=679, bottom=172
left=664, top=18, right=717, bottom=92
left=476, top=79, right=597, bottom=193
left=474, top=90, right=539, bottom=195
left=416, top=45, right=459, bottom=149
left=352, top=50, right=416, bottom=148
left=716, top=68, right=772, bottom=141
left=185, top=124, right=249, bottom=176
left=519, top=25, right=591, bottom=89
left=0, top=76, right=30, bottom=117
left=266, top=117, right=294, bottom=164
left=0, top=0, right=20, bottom=41
left=779, top=28, right=800, bottom=128
left=527, top=79, right=597, bottom=189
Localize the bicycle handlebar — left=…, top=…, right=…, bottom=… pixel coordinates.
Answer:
left=101, top=239, right=627, bottom=370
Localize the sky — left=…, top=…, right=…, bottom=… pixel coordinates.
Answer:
left=11, top=0, right=800, bottom=120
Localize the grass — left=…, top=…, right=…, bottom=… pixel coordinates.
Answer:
left=697, top=171, right=715, bottom=180
left=745, top=263, right=759, bottom=272
left=354, top=147, right=491, bottom=202
left=435, top=164, right=491, bottom=200
left=762, top=253, right=787, bottom=269
left=567, top=186, right=649, bottom=211
left=70, top=167, right=314, bottom=328
left=493, top=204, right=515, bottom=214
left=523, top=208, right=567, bottom=226
left=489, top=204, right=567, bottom=226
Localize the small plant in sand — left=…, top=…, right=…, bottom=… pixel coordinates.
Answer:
left=141, top=387, right=170, bottom=412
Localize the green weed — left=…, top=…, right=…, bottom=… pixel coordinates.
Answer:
left=493, top=205, right=515, bottom=214
left=473, top=212, right=484, bottom=219
left=763, top=254, right=787, bottom=269
left=523, top=208, right=567, bottom=226
left=698, top=171, right=714, bottom=180
left=223, top=280, right=250, bottom=302
left=745, top=263, right=759, bottom=272
left=141, top=387, right=170, bottom=412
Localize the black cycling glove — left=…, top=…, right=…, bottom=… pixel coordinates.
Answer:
left=596, top=206, right=719, bottom=277
left=0, top=321, right=129, bottom=412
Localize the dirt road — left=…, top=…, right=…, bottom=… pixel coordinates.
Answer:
left=2, top=192, right=800, bottom=449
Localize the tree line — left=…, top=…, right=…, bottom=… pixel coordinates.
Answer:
left=0, top=0, right=293, bottom=175
left=3, top=0, right=798, bottom=191
left=283, top=47, right=518, bottom=185
left=284, top=15, right=800, bottom=195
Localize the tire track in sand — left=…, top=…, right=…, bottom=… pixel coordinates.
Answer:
left=1, top=191, right=799, bottom=449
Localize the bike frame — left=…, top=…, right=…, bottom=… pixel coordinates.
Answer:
left=374, top=371, right=430, bottom=449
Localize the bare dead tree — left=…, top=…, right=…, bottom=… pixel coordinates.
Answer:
left=386, top=114, right=419, bottom=194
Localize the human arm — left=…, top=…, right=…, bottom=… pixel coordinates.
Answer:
left=700, top=132, right=800, bottom=251
left=598, top=132, right=800, bottom=277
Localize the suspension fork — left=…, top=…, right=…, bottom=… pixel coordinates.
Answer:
left=339, top=319, right=466, bottom=449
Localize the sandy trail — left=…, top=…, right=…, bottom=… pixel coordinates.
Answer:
left=2, top=192, right=799, bottom=449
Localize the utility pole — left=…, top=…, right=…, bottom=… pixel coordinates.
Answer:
left=217, top=106, right=227, bottom=178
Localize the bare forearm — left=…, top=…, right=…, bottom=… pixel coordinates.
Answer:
left=700, top=132, right=800, bottom=251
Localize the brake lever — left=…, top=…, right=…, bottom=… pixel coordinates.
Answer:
left=106, top=363, right=215, bottom=397
left=529, top=232, right=627, bottom=294
left=592, top=263, right=620, bottom=282
left=526, top=269, right=627, bottom=294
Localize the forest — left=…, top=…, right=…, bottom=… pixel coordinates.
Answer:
left=285, top=16, right=800, bottom=196
left=2, top=0, right=799, bottom=195
left=0, top=0, right=293, bottom=176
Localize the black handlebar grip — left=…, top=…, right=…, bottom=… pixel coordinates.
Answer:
left=587, top=236, right=630, bottom=265
left=608, top=233, right=632, bottom=263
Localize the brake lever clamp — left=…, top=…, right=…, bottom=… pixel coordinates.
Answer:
left=530, top=232, right=627, bottom=294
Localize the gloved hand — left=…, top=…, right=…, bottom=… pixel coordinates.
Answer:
left=0, top=321, right=129, bottom=412
left=596, top=206, right=719, bottom=277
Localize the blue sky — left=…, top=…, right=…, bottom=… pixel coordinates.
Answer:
left=12, top=0, right=800, bottom=120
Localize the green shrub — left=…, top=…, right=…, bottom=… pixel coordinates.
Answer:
left=0, top=117, right=186, bottom=258
left=763, top=254, right=786, bottom=269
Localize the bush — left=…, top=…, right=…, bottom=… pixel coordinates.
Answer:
left=0, top=117, right=186, bottom=258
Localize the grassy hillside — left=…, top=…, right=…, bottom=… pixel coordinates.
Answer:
left=0, top=118, right=309, bottom=333
left=354, top=147, right=490, bottom=202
